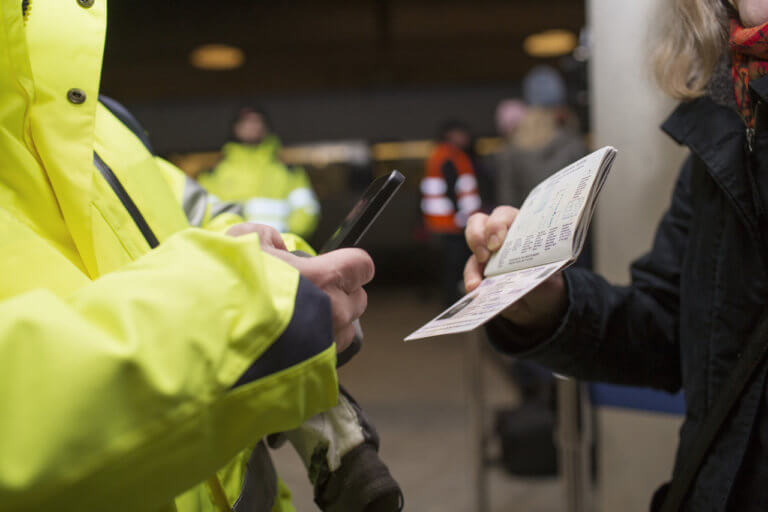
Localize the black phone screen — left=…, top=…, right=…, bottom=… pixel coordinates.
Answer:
left=320, top=170, right=405, bottom=254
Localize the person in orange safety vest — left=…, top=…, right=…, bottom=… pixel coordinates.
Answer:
left=420, top=121, right=482, bottom=305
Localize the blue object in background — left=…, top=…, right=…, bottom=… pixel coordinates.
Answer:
left=523, top=65, right=567, bottom=107
left=589, top=383, right=686, bottom=415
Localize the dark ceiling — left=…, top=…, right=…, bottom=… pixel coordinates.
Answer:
left=101, top=0, right=585, bottom=101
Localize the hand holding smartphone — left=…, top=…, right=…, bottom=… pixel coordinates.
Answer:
left=322, top=170, right=405, bottom=365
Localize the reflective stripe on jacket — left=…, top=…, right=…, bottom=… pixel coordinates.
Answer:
left=198, top=139, right=320, bottom=238
left=420, top=142, right=482, bottom=234
left=0, top=1, right=337, bottom=511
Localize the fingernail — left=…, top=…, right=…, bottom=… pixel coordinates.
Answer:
left=476, top=247, right=490, bottom=263
left=488, top=234, right=502, bottom=251
left=467, top=278, right=480, bottom=290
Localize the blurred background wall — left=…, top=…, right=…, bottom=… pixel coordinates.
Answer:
left=125, top=85, right=519, bottom=152
left=589, top=0, right=688, bottom=510
left=102, top=1, right=584, bottom=150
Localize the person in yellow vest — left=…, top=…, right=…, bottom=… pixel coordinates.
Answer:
left=0, top=1, right=381, bottom=511
left=198, top=108, right=321, bottom=239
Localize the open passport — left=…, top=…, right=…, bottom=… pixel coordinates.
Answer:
left=405, top=146, right=617, bottom=341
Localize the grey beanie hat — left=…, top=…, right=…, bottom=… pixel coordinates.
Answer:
left=523, top=65, right=567, bottom=107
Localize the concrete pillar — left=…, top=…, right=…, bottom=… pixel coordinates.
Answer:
left=587, top=0, right=687, bottom=510
left=589, top=0, right=687, bottom=282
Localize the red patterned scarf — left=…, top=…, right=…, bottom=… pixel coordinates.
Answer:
left=730, top=18, right=768, bottom=127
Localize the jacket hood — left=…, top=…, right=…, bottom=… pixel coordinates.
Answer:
left=1, top=0, right=108, bottom=277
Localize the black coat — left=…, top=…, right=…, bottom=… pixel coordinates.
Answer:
left=488, top=76, right=768, bottom=511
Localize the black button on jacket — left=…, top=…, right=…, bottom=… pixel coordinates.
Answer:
left=488, top=75, right=768, bottom=511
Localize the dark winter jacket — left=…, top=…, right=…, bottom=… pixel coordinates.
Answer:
left=488, top=74, right=768, bottom=511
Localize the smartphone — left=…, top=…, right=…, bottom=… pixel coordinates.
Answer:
left=321, top=170, right=404, bottom=367
left=320, top=170, right=405, bottom=254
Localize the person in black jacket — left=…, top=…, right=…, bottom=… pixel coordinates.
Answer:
left=464, top=0, right=768, bottom=510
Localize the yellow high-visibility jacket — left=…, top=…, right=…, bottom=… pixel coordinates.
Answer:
left=0, top=1, right=338, bottom=511
left=198, top=138, right=320, bottom=238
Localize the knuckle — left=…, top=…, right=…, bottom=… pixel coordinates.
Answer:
left=487, top=214, right=506, bottom=229
left=327, top=264, right=345, bottom=291
left=467, top=225, right=484, bottom=240
left=334, top=267, right=346, bottom=288
left=467, top=213, right=486, bottom=228
left=466, top=222, right=487, bottom=246
left=468, top=212, right=486, bottom=225
left=492, top=206, right=518, bottom=221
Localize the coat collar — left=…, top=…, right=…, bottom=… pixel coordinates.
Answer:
left=750, top=73, right=768, bottom=105
left=662, top=92, right=761, bottom=236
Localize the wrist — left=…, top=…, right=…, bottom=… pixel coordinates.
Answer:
left=500, top=272, right=567, bottom=332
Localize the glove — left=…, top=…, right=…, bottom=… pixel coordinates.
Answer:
left=271, top=387, right=403, bottom=512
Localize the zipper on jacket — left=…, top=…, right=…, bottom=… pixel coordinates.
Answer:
left=747, top=86, right=761, bottom=153
left=747, top=104, right=759, bottom=153
left=93, top=152, right=160, bottom=249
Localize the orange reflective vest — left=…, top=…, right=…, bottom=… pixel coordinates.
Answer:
left=420, top=143, right=482, bottom=234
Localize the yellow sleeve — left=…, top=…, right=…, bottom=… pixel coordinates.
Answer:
left=0, top=228, right=337, bottom=512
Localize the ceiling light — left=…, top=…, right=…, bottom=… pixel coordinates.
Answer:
left=523, top=30, right=578, bottom=58
left=190, top=44, right=245, bottom=71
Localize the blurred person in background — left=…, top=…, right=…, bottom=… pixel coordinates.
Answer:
left=198, top=107, right=321, bottom=239
left=466, top=0, right=768, bottom=510
left=490, top=77, right=589, bottom=478
left=0, top=2, right=404, bottom=511
left=494, top=66, right=588, bottom=208
left=494, top=98, right=527, bottom=148
left=421, top=120, right=483, bottom=306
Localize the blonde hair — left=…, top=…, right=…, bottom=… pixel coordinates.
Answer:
left=653, top=0, right=730, bottom=100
